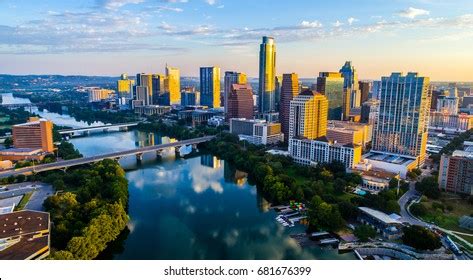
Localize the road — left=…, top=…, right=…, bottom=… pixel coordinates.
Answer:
left=0, top=136, right=215, bottom=178
left=0, top=182, right=54, bottom=211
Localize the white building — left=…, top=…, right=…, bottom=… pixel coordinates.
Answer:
left=230, top=118, right=283, bottom=145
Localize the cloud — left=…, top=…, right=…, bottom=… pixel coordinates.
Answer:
left=398, top=7, right=430, bottom=19
left=347, top=17, right=358, bottom=25
left=96, top=0, right=144, bottom=10
left=205, top=0, right=217, bottom=5
left=333, top=20, right=344, bottom=27
left=300, top=20, right=323, bottom=28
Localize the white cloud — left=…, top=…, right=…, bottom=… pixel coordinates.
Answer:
left=97, top=0, right=144, bottom=10
left=398, top=7, right=430, bottom=19
left=333, top=20, right=344, bottom=27
left=300, top=20, right=322, bottom=28
left=347, top=17, right=358, bottom=25
left=205, top=0, right=217, bottom=5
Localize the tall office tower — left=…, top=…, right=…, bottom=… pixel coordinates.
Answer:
left=117, top=73, right=135, bottom=98
left=431, top=89, right=443, bottom=110
left=275, top=75, right=282, bottom=111
left=181, top=87, right=200, bottom=106
left=140, top=74, right=153, bottom=104
left=152, top=74, right=169, bottom=105
left=165, top=65, right=181, bottom=105
left=316, top=72, right=345, bottom=120
left=340, top=61, right=361, bottom=108
left=13, top=118, right=54, bottom=153
left=200, top=66, right=221, bottom=108
left=224, top=72, right=247, bottom=113
left=136, top=73, right=142, bottom=86
left=359, top=81, right=371, bottom=104
left=371, top=80, right=381, bottom=100
left=135, top=86, right=150, bottom=106
left=372, top=72, right=431, bottom=165
left=226, top=84, right=254, bottom=121
left=258, top=36, right=276, bottom=113
left=288, top=90, right=328, bottom=140
left=280, top=73, right=299, bottom=142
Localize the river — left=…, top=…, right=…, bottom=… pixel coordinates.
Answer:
left=2, top=93, right=355, bottom=260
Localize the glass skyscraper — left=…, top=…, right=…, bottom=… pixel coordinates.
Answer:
left=224, top=71, right=247, bottom=113
left=258, top=36, right=276, bottom=113
left=316, top=72, right=345, bottom=120
left=200, top=66, right=221, bottom=108
left=372, top=72, right=430, bottom=164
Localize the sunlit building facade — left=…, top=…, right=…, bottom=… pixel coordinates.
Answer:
left=117, top=73, right=135, bottom=98
left=200, top=66, right=221, bottom=108
left=258, top=36, right=276, bottom=113
left=288, top=90, right=328, bottom=140
left=316, top=72, right=344, bottom=120
left=280, top=73, right=299, bottom=142
left=224, top=71, right=247, bottom=113
left=165, top=65, right=181, bottom=105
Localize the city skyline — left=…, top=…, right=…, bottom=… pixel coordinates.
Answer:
left=1, top=0, right=473, bottom=81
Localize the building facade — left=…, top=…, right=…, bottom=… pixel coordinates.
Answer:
left=288, top=90, right=328, bottom=140
left=280, top=73, right=299, bottom=142
left=230, top=118, right=283, bottom=145
left=438, top=151, right=473, bottom=195
left=200, top=66, right=221, bottom=108
left=117, top=73, right=135, bottom=98
left=316, top=72, right=345, bottom=120
left=226, top=84, right=254, bottom=121
left=88, top=88, right=114, bottom=102
left=372, top=72, right=430, bottom=166
left=224, top=71, right=247, bottom=113
left=429, top=112, right=473, bottom=133
left=13, top=118, right=54, bottom=153
left=165, top=66, right=181, bottom=105
left=258, top=36, right=277, bottom=113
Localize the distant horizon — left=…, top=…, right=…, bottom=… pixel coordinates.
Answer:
left=1, top=73, right=472, bottom=84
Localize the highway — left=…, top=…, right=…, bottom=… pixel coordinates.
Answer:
left=0, top=136, right=215, bottom=178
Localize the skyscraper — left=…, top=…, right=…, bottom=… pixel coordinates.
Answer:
left=166, top=65, right=181, bottom=105
left=280, top=73, right=299, bottom=142
left=359, top=81, right=371, bottom=104
left=224, top=72, right=247, bottom=113
left=227, top=84, right=254, bottom=121
left=316, top=72, right=344, bottom=120
left=200, top=66, right=221, bottom=108
left=372, top=72, right=430, bottom=165
left=275, top=75, right=282, bottom=111
left=152, top=74, right=169, bottom=105
left=117, top=73, right=135, bottom=98
left=339, top=61, right=361, bottom=109
left=258, top=36, right=276, bottom=113
left=140, top=74, right=153, bottom=105
left=288, top=90, right=328, bottom=140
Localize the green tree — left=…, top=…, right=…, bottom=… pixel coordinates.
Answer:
left=402, top=225, right=442, bottom=251
left=354, top=225, right=377, bottom=242
left=416, top=177, right=441, bottom=199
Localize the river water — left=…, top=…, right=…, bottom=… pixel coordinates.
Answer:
left=2, top=93, right=355, bottom=260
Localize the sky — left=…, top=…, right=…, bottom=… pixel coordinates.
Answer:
left=1, top=0, right=473, bottom=81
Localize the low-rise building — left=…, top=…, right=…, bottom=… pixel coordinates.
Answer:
left=357, top=207, right=403, bottom=240
left=289, top=136, right=362, bottom=168
left=134, top=105, right=171, bottom=116
left=230, top=118, right=284, bottom=146
left=0, top=160, right=13, bottom=170
left=0, top=210, right=50, bottom=260
left=362, top=151, right=418, bottom=179
left=352, top=163, right=400, bottom=193
left=208, top=116, right=225, bottom=127
left=0, top=148, right=48, bottom=162
left=326, top=120, right=372, bottom=148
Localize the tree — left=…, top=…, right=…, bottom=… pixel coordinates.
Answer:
left=402, top=225, right=442, bottom=251
left=410, top=203, right=428, bottom=217
left=354, top=225, right=377, bottom=242
left=416, top=177, right=441, bottom=199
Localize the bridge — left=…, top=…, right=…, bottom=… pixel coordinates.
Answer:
left=0, top=136, right=215, bottom=178
left=58, top=122, right=140, bottom=136
left=0, top=103, right=35, bottom=109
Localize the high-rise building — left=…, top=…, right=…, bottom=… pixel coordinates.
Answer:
left=117, top=73, right=135, bottom=98
left=372, top=72, right=430, bottom=166
left=258, top=36, right=276, bottom=113
left=361, top=99, right=380, bottom=125
left=139, top=74, right=153, bottom=104
left=280, top=73, right=299, bottom=141
left=224, top=72, right=247, bottom=113
left=316, top=72, right=344, bottom=120
left=275, top=75, right=282, bottom=111
left=359, top=81, right=371, bottom=104
left=135, top=86, right=150, bottom=106
left=181, top=87, right=200, bottom=106
left=166, top=65, right=181, bottom=105
left=439, top=150, right=473, bottom=195
left=13, top=118, right=54, bottom=153
left=436, top=87, right=459, bottom=115
left=227, top=84, right=254, bottom=121
left=152, top=74, right=169, bottom=105
left=340, top=61, right=361, bottom=109
left=87, top=88, right=114, bottom=103
left=200, top=66, right=221, bottom=108
left=288, top=90, right=328, bottom=140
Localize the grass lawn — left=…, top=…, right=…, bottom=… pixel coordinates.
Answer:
left=417, top=194, right=473, bottom=234
left=14, top=192, right=33, bottom=211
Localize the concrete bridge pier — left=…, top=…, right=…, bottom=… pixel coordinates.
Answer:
left=156, top=150, right=163, bottom=161
left=136, top=153, right=144, bottom=162
left=119, top=126, right=128, bottom=132
left=174, top=146, right=181, bottom=159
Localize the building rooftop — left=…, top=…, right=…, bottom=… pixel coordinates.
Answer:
left=0, top=210, right=49, bottom=239
left=358, top=207, right=402, bottom=225
left=13, top=119, right=49, bottom=127
left=0, top=148, right=44, bottom=155
left=364, top=151, right=416, bottom=166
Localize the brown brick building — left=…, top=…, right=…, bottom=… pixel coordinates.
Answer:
left=226, top=84, right=254, bottom=121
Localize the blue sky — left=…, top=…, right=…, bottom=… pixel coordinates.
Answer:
left=1, top=0, right=473, bottom=81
